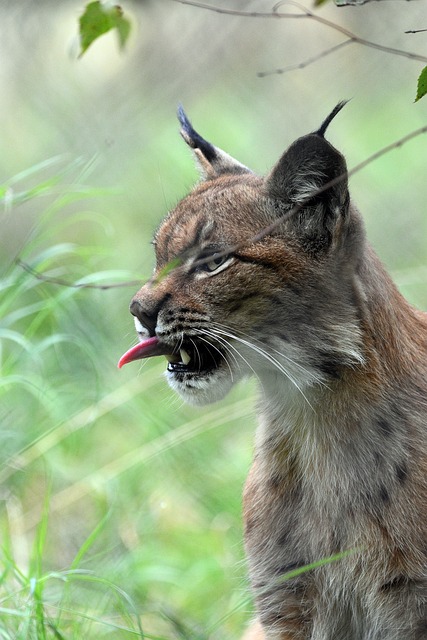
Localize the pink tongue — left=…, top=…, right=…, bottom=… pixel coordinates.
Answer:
left=118, top=336, right=160, bottom=369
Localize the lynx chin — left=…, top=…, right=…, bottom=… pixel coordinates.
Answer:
left=119, top=104, right=427, bottom=640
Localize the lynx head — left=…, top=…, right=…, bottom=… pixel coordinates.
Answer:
left=119, top=104, right=365, bottom=405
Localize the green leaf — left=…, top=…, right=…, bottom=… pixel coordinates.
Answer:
left=415, top=66, right=427, bottom=102
left=79, top=1, right=131, bottom=58
left=314, top=0, right=330, bottom=5
left=153, top=257, right=183, bottom=284
left=114, top=7, right=132, bottom=49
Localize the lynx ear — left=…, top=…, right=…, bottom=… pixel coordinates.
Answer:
left=177, top=105, right=252, bottom=180
left=266, top=102, right=350, bottom=252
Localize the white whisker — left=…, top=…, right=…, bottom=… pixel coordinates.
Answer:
left=208, top=323, right=315, bottom=409
left=195, top=328, right=259, bottom=382
left=195, top=333, right=235, bottom=382
left=189, top=337, right=202, bottom=370
left=212, top=322, right=324, bottom=386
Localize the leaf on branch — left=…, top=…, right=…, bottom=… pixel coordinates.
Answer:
left=79, top=1, right=131, bottom=58
left=415, top=66, right=427, bottom=102
left=152, top=257, right=183, bottom=285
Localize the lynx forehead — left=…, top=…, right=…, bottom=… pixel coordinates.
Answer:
left=119, top=106, right=427, bottom=639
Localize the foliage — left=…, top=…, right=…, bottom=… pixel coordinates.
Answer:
left=79, top=1, right=131, bottom=57
left=0, top=161, right=254, bottom=637
left=416, top=66, right=427, bottom=102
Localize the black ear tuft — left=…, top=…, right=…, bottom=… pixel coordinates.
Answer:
left=315, top=100, right=349, bottom=138
left=177, top=104, right=217, bottom=163
left=176, top=105, right=252, bottom=180
left=266, top=105, right=350, bottom=253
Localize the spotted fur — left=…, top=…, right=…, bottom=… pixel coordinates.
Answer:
left=126, top=106, right=427, bottom=639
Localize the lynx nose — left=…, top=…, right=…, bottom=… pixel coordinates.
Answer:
left=129, top=298, right=158, bottom=336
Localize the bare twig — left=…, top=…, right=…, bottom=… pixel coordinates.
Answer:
left=172, top=0, right=427, bottom=66
left=15, top=258, right=142, bottom=290
left=16, top=124, right=427, bottom=290
left=187, top=122, right=427, bottom=272
left=405, top=29, right=427, bottom=34
left=257, top=39, right=352, bottom=77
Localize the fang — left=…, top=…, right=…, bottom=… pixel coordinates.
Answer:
left=180, top=349, right=191, bottom=366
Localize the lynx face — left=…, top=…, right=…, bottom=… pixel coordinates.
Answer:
left=119, top=104, right=364, bottom=406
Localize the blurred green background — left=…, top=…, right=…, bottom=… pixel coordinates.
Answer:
left=1, top=1, right=427, bottom=637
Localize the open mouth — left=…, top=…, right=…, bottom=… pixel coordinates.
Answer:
left=118, top=336, right=223, bottom=375
left=165, top=341, right=222, bottom=375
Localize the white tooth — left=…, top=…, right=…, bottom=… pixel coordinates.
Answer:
left=180, top=349, right=191, bottom=366
left=134, top=317, right=147, bottom=335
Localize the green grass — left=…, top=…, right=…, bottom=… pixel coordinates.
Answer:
left=0, top=161, right=256, bottom=638
left=2, top=148, right=426, bottom=638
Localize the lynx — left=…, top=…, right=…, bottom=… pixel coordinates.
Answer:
left=118, top=105, right=427, bottom=639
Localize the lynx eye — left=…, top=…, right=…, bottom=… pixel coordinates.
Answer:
left=196, top=251, right=233, bottom=276
left=204, top=255, right=228, bottom=272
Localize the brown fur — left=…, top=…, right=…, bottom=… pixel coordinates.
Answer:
left=126, top=108, right=427, bottom=639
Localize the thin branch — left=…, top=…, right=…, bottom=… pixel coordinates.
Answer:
left=17, top=124, right=427, bottom=290
left=172, top=0, right=277, bottom=18
left=172, top=0, right=427, bottom=65
left=405, top=29, right=427, bottom=34
left=188, top=123, right=427, bottom=271
left=346, top=124, right=427, bottom=178
left=257, top=39, right=352, bottom=77
left=15, top=258, right=142, bottom=290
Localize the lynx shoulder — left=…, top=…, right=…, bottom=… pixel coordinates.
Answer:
left=119, top=105, right=427, bottom=640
